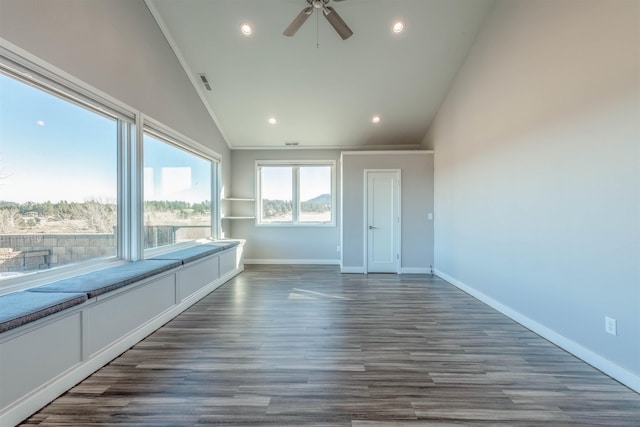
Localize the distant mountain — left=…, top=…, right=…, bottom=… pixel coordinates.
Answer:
left=303, top=193, right=331, bottom=204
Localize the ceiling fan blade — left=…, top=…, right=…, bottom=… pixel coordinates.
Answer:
left=323, top=6, right=353, bottom=40
left=283, top=7, right=313, bottom=37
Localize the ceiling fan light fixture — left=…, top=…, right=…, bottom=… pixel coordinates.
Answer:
left=392, top=20, right=405, bottom=34
left=240, top=23, right=253, bottom=36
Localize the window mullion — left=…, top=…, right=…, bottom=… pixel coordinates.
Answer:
left=129, top=116, right=144, bottom=261
left=117, top=120, right=127, bottom=260
left=119, top=119, right=142, bottom=261
left=256, top=166, right=262, bottom=223
left=213, top=162, right=220, bottom=239
left=293, top=166, right=300, bottom=224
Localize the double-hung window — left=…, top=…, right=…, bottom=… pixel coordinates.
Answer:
left=256, top=161, right=335, bottom=226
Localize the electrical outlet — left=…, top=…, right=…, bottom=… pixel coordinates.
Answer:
left=605, top=316, right=617, bottom=336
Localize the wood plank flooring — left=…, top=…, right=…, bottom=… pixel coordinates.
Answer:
left=21, top=265, right=640, bottom=426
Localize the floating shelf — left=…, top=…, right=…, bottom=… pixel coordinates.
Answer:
left=222, top=197, right=255, bottom=220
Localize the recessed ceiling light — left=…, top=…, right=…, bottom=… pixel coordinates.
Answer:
left=241, top=23, right=253, bottom=36
left=268, top=117, right=277, bottom=125
left=372, top=115, right=381, bottom=124
left=392, top=20, right=405, bottom=34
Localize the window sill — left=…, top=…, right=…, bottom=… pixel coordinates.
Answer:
left=255, top=222, right=336, bottom=228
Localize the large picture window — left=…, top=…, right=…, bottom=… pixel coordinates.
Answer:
left=143, top=131, right=214, bottom=250
left=0, top=71, right=120, bottom=281
left=0, top=52, right=221, bottom=291
left=257, top=161, right=335, bottom=226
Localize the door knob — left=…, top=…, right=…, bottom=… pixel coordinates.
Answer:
left=369, top=225, right=376, bottom=229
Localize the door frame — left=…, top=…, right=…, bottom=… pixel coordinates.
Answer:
left=363, top=169, right=401, bottom=274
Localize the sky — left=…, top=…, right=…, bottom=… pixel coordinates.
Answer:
left=261, top=166, right=331, bottom=201
left=0, top=74, right=117, bottom=203
left=0, top=74, right=210, bottom=204
left=144, top=134, right=211, bottom=203
left=0, top=72, right=328, bottom=206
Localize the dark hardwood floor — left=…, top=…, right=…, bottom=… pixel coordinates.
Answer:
left=21, top=265, right=640, bottom=426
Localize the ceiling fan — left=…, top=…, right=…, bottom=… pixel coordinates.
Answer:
left=283, top=0, right=353, bottom=40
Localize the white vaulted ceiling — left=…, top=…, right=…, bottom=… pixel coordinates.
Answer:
left=146, top=0, right=493, bottom=150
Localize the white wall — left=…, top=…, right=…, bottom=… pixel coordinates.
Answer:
left=341, top=152, right=434, bottom=273
left=0, top=0, right=230, bottom=184
left=229, top=149, right=341, bottom=263
left=425, top=0, right=640, bottom=388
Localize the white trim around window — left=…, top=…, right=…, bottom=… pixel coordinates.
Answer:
left=255, top=160, right=336, bottom=227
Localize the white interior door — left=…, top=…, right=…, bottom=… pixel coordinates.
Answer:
left=366, top=170, right=400, bottom=273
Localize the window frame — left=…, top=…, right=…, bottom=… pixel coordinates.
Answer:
left=0, top=49, right=133, bottom=293
left=0, top=46, right=222, bottom=294
left=255, top=160, right=336, bottom=227
left=141, top=119, right=221, bottom=258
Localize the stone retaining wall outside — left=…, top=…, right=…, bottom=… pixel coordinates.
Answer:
left=0, top=234, right=116, bottom=273
left=1, top=226, right=210, bottom=273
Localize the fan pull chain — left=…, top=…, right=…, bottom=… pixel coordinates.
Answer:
left=316, top=10, right=320, bottom=48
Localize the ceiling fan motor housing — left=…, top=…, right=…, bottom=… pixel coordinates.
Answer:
left=310, top=0, right=330, bottom=7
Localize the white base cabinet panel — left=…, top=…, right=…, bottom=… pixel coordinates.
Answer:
left=0, top=244, right=244, bottom=427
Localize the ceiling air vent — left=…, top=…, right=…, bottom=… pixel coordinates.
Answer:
left=198, top=73, right=212, bottom=91
left=284, top=141, right=300, bottom=147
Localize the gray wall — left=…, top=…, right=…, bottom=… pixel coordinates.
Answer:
left=229, top=149, right=341, bottom=263
left=341, top=152, right=434, bottom=272
left=424, top=0, right=640, bottom=383
left=0, top=0, right=230, bottom=190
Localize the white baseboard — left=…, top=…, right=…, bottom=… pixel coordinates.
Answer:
left=400, top=267, right=431, bottom=274
left=243, top=262, right=428, bottom=274
left=339, top=267, right=430, bottom=274
left=244, top=259, right=339, bottom=265
left=340, top=266, right=365, bottom=274
left=434, top=269, right=640, bottom=394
